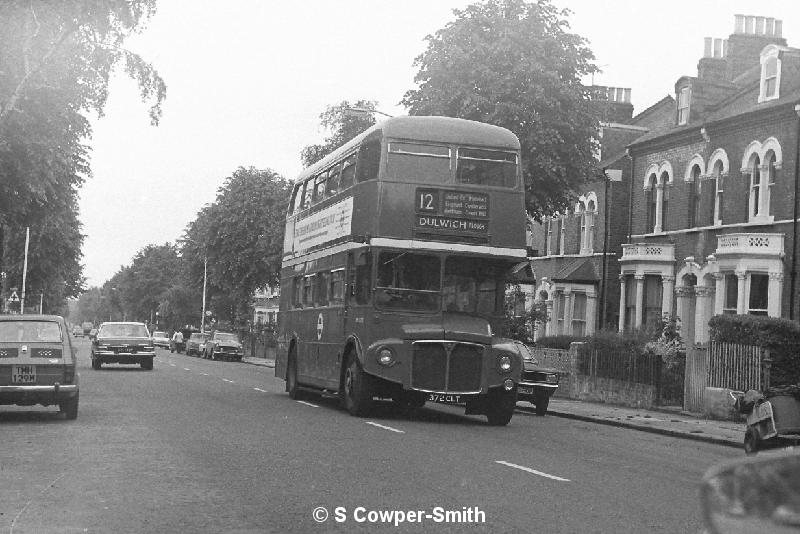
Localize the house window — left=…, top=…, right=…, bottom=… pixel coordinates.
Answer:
left=760, top=54, right=780, bottom=102
left=624, top=277, right=636, bottom=331
left=545, top=218, right=553, bottom=255
left=748, top=274, right=769, bottom=316
left=749, top=155, right=761, bottom=220
left=572, top=293, right=587, bottom=336
left=584, top=200, right=595, bottom=253
left=576, top=204, right=585, bottom=253
left=688, top=165, right=700, bottom=227
left=765, top=151, right=776, bottom=217
left=677, top=86, right=690, bottom=125
left=724, top=274, right=738, bottom=314
left=713, top=161, right=724, bottom=226
left=559, top=216, right=566, bottom=254
left=646, top=175, right=657, bottom=232
left=556, top=293, right=566, bottom=334
left=643, top=275, right=663, bottom=329
left=661, top=175, right=669, bottom=231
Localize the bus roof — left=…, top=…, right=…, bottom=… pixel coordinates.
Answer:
left=296, top=116, right=520, bottom=183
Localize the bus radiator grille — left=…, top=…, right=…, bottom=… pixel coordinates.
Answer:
left=411, top=342, right=482, bottom=392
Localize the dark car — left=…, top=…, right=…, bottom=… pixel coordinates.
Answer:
left=185, top=332, right=210, bottom=357
left=203, top=331, right=243, bottom=361
left=514, top=341, right=559, bottom=415
left=0, top=314, right=79, bottom=419
left=91, top=322, right=155, bottom=370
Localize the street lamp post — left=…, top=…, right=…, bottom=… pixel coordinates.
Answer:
left=201, top=255, right=208, bottom=334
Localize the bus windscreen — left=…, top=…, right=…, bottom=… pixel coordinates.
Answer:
left=375, top=251, right=440, bottom=312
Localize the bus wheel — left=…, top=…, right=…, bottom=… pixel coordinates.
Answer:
left=343, top=353, right=373, bottom=417
left=287, top=350, right=302, bottom=400
left=486, top=389, right=516, bottom=426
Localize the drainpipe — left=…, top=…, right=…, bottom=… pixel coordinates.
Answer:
left=600, top=168, right=610, bottom=330
left=790, top=103, right=800, bottom=320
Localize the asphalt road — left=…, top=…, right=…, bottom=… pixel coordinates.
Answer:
left=0, top=337, right=740, bottom=533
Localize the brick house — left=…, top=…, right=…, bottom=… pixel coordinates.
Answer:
left=527, top=87, right=674, bottom=338
left=620, top=14, right=800, bottom=346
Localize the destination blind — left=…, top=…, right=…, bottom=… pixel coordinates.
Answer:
left=414, top=188, right=489, bottom=235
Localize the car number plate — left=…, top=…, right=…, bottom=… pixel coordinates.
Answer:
left=12, top=365, right=36, bottom=384
left=428, top=393, right=462, bottom=404
left=518, top=386, right=535, bottom=395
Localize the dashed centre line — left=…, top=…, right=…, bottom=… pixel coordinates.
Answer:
left=365, top=421, right=405, bottom=434
left=495, top=460, right=570, bottom=482
left=183, top=368, right=191, bottom=371
left=253, top=387, right=267, bottom=393
left=222, top=378, right=235, bottom=383
left=296, top=400, right=319, bottom=408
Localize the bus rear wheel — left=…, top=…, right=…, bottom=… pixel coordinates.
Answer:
left=287, top=349, right=302, bottom=400
left=343, top=353, right=373, bottom=417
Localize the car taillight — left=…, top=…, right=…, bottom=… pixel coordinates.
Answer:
left=63, top=365, right=75, bottom=384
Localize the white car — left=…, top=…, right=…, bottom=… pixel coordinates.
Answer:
left=151, top=330, right=170, bottom=349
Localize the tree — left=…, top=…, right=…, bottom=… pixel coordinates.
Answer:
left=0, top=0, right=166, bottom=311
left=401, top=0, right=600, bottom=218
left=300, top=100, right=379, bottom=167
left=183, top=167, right=291, bottom=324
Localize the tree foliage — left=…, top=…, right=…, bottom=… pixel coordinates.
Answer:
left=401, top=0, right=600, bottom=218
left=0, top=0, right=166, bottom=312
left=183, top=167, right=292, bottom=324
left=300, top=100, right=378, bottom=167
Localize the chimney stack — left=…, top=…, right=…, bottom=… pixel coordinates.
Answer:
left=727, top=14, right=786, bottom=80
left=591, top=86, right=634, bottom=123
left=698, top=37, right=728, bottom=80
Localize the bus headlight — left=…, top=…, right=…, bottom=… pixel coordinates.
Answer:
left=498, top=355, right=513, bottom=373
left=377, top=347, right=395, bottom=366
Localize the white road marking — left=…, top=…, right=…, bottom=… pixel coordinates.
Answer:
left=10, top=472, right=67, bottom=534
left=200, top=373, right=209, bottom=376
left=183, top=368, right=191, bottom=371
left=365, top=421, right=405, bottom=434
left=222, top=378, right=234, bottom=383
left=169, top=363, right=176, bottom=367
left=495, top=460, right=570, bottom=482
left=253, top=387, right=267, bottom=393
left=296, top=400, right=319, bottom=408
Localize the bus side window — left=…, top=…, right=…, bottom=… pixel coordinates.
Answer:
left=313, top=171, right=327, bottom=204
left=315, top=272, right=329, bottom=306
left=326, top=164, right=341, bottom=197
left=356, top=140, right=380, bottom=182
left=302, top=178, right=314, bottom=210
left=353, top=252, right=372, bottom=305
left=340, top=154, right=356, bottom=189
left=291, top=182, right=305, bottom=214
left=330, top=269, right=345, bottom=303
left=328, top=162, right=343, bottom=194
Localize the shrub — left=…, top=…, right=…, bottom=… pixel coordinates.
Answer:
left=709, top=314, right=800, bottom=387
left=534, top=335, right=584, bottom=350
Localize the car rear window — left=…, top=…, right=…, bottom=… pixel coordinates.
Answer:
left=99, top=324, right=149, bottom=337
left=0, top=321, right=62, bottom=342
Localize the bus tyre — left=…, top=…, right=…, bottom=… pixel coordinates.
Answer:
left=287, top=350, right=302, bottom=400
left=486, top=388, right=516, bottom=426
left=343, top=353, right=373, bottom=417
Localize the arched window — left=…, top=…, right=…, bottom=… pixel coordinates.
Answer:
left=749, top=155, right=761, bottom=221
left=688, top=165, right=701, bottom=227
left=660, top=171, right=670, bottom=232
left=585, top=200, right=596, bottom=253
left=646, top=174, right=657, bottom=232
left=713, top=160, right=724, bottom=226
left=576, top=203, right=586, bottom=254
left=764, top=151, right=777, bottom=217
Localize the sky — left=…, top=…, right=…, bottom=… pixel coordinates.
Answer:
left=79, top=0, right=800, bottom=286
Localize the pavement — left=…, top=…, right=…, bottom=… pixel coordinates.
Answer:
left=240, top=356, right=745, bottom=449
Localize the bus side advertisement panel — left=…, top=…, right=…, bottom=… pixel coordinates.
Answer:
left=290, top=197, right=353, bottom=256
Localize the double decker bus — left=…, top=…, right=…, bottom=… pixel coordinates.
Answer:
left=276, top=116, right=527, bottom=425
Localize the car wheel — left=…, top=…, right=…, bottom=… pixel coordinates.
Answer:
left=534, top=396, right=550, bottom=416
left=287, top=349, right=302, bottom=400
left=486, top=388, right=516, bottom=426
left=342, top=352, right=373, bottom=417
left=141, top=358, right=154, bottom=371
left=60, top=395, right=79, bottom=420
left=744, top=428, right=759, bottom=455
left=91, top=358, right=101, bottom=370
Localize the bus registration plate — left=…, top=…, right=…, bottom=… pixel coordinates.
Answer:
left=428, top=393, right=462, bottom=404
left=12, top=365, right=36, bottom=384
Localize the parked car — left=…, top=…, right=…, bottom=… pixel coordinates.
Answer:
left=72, top=325, right=82, bottom=337
left=81, top=321, right=93, bottom=336
left=0, top=314, right=79, bottom=419
left=514, top=341, right=559, bottom=415
left=151, top=330, right=170, bottom=349
left=185, top=332, right=210, bottom=356
left=88, top=328, right=98, bottom=340
left=203, top=331, right=244, bottom=361
left=91, top=322, right=155, bottom=370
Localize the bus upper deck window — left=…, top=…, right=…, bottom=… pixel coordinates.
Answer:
left=456, top=148, right=517, bottom=188
left=291, top=182, right=305, bottom=214
left=301, top=178, right=314, bottom=210
left=386, top=141, right=450, bottom=183
left=339, top=155, right=356, bottom=190
left=313, top=170, right=328, bottom=203
left=356, top=140, right=380, bottom=182
left=326, top=164, right=341, bottom=197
